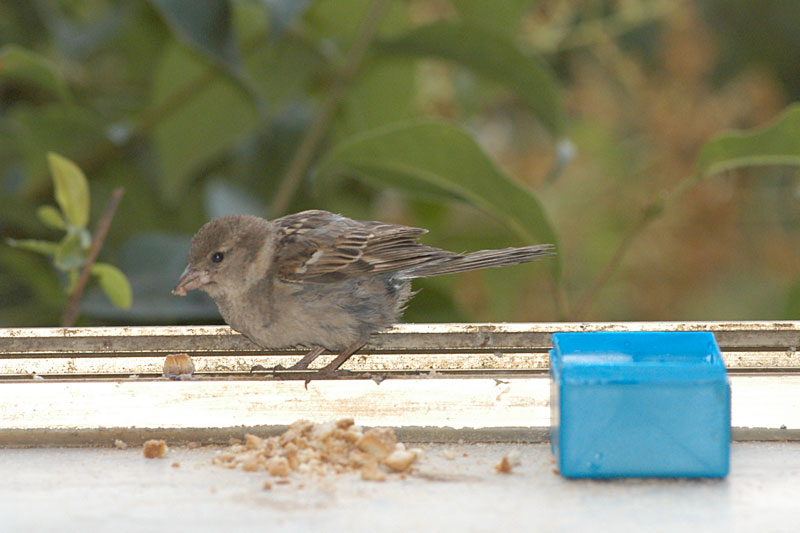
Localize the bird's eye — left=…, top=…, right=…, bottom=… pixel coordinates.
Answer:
left=211, top=251, right=225, bottom=263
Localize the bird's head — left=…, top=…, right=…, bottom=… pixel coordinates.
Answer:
left=172, top=215, right=272, bottom=298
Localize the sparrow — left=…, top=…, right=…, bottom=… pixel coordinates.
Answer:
left=173, top=210, right=554, bottom=373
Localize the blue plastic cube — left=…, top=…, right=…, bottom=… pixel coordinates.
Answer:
left=550, top=331, right=730, bottom=478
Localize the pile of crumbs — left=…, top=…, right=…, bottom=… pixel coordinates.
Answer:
left=213, top=418, right=420, bottom=482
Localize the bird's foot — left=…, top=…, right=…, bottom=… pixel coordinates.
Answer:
left=314, top=368, right=353, bottom=379
left=287, top=346, right=325, bottom=371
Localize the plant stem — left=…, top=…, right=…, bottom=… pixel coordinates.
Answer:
left=269, top=0, right=391, bottom=216
left=571, top=173, right=700, bottom=320
left=61, top=187, right=125, bottom=327
left=571, top=220, right=640, bottom=321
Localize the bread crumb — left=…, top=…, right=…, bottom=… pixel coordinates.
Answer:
left=162, top=353, right=195, bottom=379
left=171, top=461, right=180, bottom=468
left=356, top=428, right=397, bottom=460
left=143, top=440, right=168, bottom=458
left=244, top=434, right=264, bottom=450
left=336, top=418, right=355, bottom=429
left=495, top=451, right=520, bottom=474
left=262, top=481, right=272, bottom=490
left=212, top=419, right=417, bottom=481
left=383, top=450, right=417, bottom=472
left=241, top=456, right=262, bottom=472
left=267, top=456, right=291, bottom=477
left=360, top=462, right=387, bottom=482
left=349, top=449, right=377, bottom=468
left=442, top=449, right=457, bottom=460
left=113, top=439, right=128, bottom=450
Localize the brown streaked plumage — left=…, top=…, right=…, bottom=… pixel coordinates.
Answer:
left=173, top=210, right=554, bottom=372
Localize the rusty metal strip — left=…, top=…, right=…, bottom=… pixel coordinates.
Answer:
left=3, top=321, right=800, bottom=354
left=2, top=322, right=800, bottom=376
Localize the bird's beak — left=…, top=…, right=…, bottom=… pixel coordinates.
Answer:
left=172, top=264, right=210, bottom=296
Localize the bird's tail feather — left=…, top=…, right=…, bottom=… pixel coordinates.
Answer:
left=398, top=244, right=555, bottom=279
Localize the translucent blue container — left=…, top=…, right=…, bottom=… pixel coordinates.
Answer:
left=550, top=331, right=730, bottom=478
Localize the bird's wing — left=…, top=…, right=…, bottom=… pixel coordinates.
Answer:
left=272, top=210, right=453, bottom=283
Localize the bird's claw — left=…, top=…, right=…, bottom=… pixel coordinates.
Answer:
left=315, top=368, right=352, bottom=379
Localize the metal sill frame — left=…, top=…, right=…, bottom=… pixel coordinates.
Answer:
left=1, top=322, right=798, bottom=446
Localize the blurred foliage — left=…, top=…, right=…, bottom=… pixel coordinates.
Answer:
left=6, top=153, right=132, bottom=315
left=1, top=0, right=799, bottom=328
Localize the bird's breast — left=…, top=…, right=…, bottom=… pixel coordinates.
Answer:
left=211, top=276, right=411, bottom=352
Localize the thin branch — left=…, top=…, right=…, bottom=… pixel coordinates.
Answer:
left=571, top=220, right=641, bottom=321
left=61, top=187, right=125, bottom=327
left=269, top=0, right=391, bottom=216
left=571, top=174, right=701, bottom=320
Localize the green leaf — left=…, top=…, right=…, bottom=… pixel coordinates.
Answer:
left=315, top=119, right=560, bottom=275
left=147, top=0, right=242, bottom=76
left=451, top=0, right=538, bottom=35
left=334, top=58, right=415, bottom=139
left=36, top=205, right=66, bottom=230
left=53, top=231, right=87, bottom=271
left=303, top=0, right=407, bottom=46
left=0, top=44, right=72, bottom=102
left=244, top=35, right=326, bottom=108
left=150, top=42, right=258, bottom=202
left=0, top=247, right=65, bottom=326
left=697, top=103, right=800, bottom=177
left=47, top=153, right=90, bottom=228
left=378, top=20, right=565, bottom=136
left=6, top=238, right=59, bottom=256
left=91, top=262, right=133, bottom=309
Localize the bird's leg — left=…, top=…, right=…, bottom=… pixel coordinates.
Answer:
left=318, top=341, right=365, bottom=374
left=288, top=345, right=326, bottom=370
